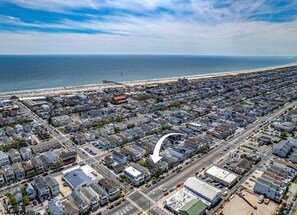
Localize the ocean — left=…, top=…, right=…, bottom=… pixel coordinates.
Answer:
left=0, top=55, right=295, bottom=93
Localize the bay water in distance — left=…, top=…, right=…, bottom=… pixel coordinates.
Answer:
left=0, top=55, right=296, bottom=93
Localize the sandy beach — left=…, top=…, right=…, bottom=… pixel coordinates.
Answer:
left=1, top=62, right=297, bottom=99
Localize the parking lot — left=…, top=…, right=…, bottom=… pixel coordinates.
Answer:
left=223, top=190, right=278, bottom=215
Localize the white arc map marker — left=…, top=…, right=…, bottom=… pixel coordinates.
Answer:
left=150, top=133, right=184, bottom=163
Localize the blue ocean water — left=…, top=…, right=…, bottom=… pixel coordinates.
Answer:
left=0, top=55, right=295, bottom=93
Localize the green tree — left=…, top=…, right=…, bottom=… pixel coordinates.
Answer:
left=138, top=159, right=147, bottom=167
left=114, top=126, right=121, bottom=133
left=116, top=115, right=125, bottom=122
left=9, top=195, right=16, bottom=205
left=23, top=195, right=30, bottom=206
left=281, top=131, right=289, bottom=138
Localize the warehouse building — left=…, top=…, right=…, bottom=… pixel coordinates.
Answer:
left=184, top=177, right=221, bottom=206
left=205, top=166, right=238, bottom=188
left=179, top=199, right=207, bottom=215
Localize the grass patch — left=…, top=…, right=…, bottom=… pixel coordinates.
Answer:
left=241, top=145, right=257, bottom=151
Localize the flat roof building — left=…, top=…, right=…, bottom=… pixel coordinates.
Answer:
left=124, top=166, right=144, bottom=186
left=184, top=177, right=221, bottom=206
left=164, top=188, right=197, bottom=214
left=63, top=168, right=92, bottom=189
left=179, top=199, right=207, bottom=215
left=205, top=166, right=238, bottom=188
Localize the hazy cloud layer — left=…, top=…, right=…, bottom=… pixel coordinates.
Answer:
left=0, top=0, right=296, bottom=55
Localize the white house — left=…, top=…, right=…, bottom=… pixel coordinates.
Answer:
left=124, top=166, right=144, bottom=186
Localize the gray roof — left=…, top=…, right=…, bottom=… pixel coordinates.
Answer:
left=45, top=176, right=59, bottom=188
left=71, top=190, right=88, bottom=207
left=89, top=182, right=108, bottom=198
left=34, top=178, right=48, bottom=191
left=63, top=169, right=92, bottom=189
left=80, top=186, right=97, bottom=201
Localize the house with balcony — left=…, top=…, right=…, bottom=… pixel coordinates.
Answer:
left=112, top=151, right=127, bottom=165
left=9, top=148, right=21, bottom=163
left=12, top=162, right=25, bottom=181
left=89, top=182, right=109, bottom=206
left=98, top=178, right=120, bottom=200
left=48, top=197, right=67, bottom=215
left=80, top=186, right=100, bottom=211
left=121, top=145, right=143, bottom=161
left=45, top=176, right=60, bottom=197
left=26, top=182, right=36, bottom=199
left=0, top=151, right=10, bottom=166
left=33, top=177, right=50, bottom=202
left=124, top=166, right=144, bottom=186
left=3, top=165, right=15, bottom=184
left=70, top=190, right=89, bottom=215
left=19, top=147, right=33, bottom=161
left=31, top=156, right=44, bottom=174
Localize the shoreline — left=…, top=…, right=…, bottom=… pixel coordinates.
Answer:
left=1, top=62, right=297, bottom=98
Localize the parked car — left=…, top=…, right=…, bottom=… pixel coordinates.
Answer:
left=258, top=195, right=264, bottom=204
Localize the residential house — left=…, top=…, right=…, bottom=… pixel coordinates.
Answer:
left=111, top=163, right=125, bottom=174
left=70, top=190, right=89, bottom=214
left=31, top=139, right=61, bottom=154
left=62, top=200, right=80, bottom=215
left=131, top=163, right=151, bottom=181
left=121, top=146, right=142, bottom=161
left=0, top=151, right=10, bottom=166
left=3, top=165, right=15, bottom=184
left=80, top=186, right=100, bottom=211
left=103, top=155, right=114, bottom=167
left=12, top=162, right=25, bottom=181
left=39, top=153, right=54, bottom=170
left=73, top=132, right=87, bottom=145
left=0, top=170, right=5, bottom=185
left=22, top=161, right=36, bottom=178
left=48, top=197, right=67, bottom=215
left=89, top=182, right=109, bottom=206
left=273, top=140, right=292, bottom=158
left=19, top=147, right=33, bottom=161
left=112, top=151, right=127, bottom=165
left=31, top=156, right=44, bottom=174
left=8, top=148, right=22, bottom=163
left=124, top=166, right=144, bottom=186
left=254, top=174, right=286, bottom=202
left=59, top=150, right=77, bottom=165
left=51, top=115, right=71, bottom=127
left=45, top=176, right=60, bottom=197
left=33, top=177, right=50, bottom=202
left=26, top=182, right=36, bottom=199
left=98, top=178, right=120, bottom=200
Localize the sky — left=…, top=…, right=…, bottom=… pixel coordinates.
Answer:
left=0, top=0, right=297, bottom=55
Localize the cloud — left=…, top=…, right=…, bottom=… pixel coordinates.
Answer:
left=0, top=0, right=297, bottom=55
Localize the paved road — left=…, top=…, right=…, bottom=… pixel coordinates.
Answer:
left=102, top=100, right=297, bottom=215
left=16, top=98, right=297, bottom=215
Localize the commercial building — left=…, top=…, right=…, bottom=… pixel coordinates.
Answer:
left=164, top=188, right=197, bottom=214
left=179, top=199, right=207, bottom=215
left=184, top=177, right=221, bottom=206
left=184, top=177, right=221, bottom=205
left=63, top=168, right=92, bottom=189
left=205, top=166, right=238, bottom=188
